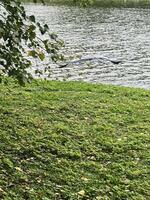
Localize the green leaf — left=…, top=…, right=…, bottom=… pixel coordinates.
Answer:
left=28, top=50, right=37, bottom=58
left=38, top=52, right=45, bottom=61
left=44, top=24, right=49, bottom=31
left=29, top=15, right=35, bottom=23
left=28, top=24, right=36, bottom=32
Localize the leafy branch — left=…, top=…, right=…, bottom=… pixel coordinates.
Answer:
left=0, top=0, right=64, bottom=85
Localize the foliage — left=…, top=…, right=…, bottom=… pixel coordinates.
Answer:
left=74, top=0, right=94, bottom=7
left=0, top=0, right=64, bottom=85
left=0, top=80, right=149, bottom=199
left=0, top=0, right=95, bottom=85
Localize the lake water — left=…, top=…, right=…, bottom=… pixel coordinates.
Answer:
left=25, top=3, right=150, bottom=89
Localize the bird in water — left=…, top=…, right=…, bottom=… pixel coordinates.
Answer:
left=59, top=55, right=122, bottom=68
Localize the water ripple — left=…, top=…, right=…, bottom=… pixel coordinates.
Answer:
left=25, top=4, right=150, bottom=89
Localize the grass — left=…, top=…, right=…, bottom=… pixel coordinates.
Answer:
left=0, top=80, right=150, bottom=199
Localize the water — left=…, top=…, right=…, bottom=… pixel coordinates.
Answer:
left=25, top=3, right=150, bottom=89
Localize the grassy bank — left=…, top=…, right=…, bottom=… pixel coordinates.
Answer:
left=23, top=0, right=150, bottom=8
left=0, top=80, right=149, bottom=199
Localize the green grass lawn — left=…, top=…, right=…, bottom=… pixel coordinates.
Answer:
left=0, top=80, right=149, bottom=199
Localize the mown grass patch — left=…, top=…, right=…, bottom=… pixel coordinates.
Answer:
left=0, top=80, right=150, bottom=199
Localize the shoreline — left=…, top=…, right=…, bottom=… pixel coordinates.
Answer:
left=22, top=0, right=150, bottom=8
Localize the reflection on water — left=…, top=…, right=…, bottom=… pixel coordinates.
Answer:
left=25, top=4, right=150, bottom=89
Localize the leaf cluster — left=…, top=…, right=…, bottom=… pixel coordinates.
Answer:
left=0, top=0, right=64, bottom=85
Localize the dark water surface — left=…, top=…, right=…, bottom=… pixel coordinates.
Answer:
left=25, top=3, right=150, bottom=89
